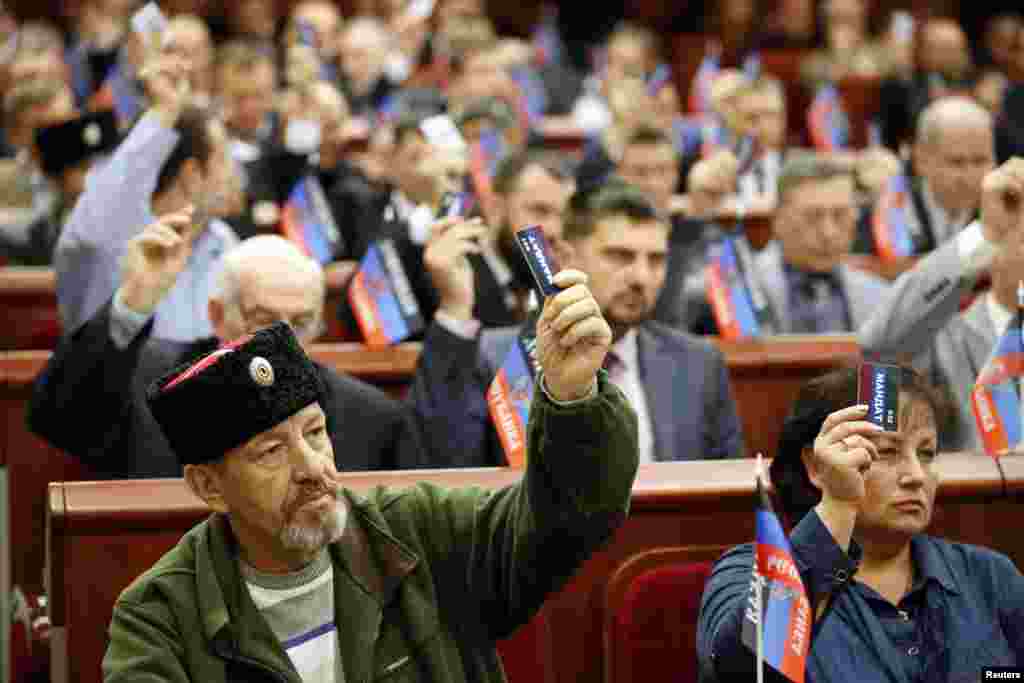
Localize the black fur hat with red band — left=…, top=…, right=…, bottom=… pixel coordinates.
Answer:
left=146, top=322, right=325, bottom=466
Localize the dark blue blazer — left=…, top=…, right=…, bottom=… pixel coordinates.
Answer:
left=409, top=319, right=745, bottom=466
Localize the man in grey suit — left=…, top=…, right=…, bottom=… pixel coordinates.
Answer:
left=673, top=154, right=890, bottom=335
left=410, top=179, right=745, bottom=465
left=860, top=158, right=1024, bottom=451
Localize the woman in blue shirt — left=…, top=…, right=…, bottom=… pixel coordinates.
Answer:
left=698, top=365, right=1024, bottom=682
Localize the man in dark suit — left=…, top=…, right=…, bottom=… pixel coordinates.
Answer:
left=410, top=179, right=745, bottom=465
left=654, top=149, right=738, bottom=331
left=28, top=213, right=427, bottom=478
left=995, top=22, right=1024, bottom=162
left=234, top=80, right=383, bottom=295
left=855, top=96, right=994, bottom=259
left=878, top=18, right=974, bottom=153
left=342, top=142, right=574, bottom=335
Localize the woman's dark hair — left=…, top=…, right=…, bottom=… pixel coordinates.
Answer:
left=154, top=105, right=217, bottom=197
left=769, top=364, right=956, bottom=527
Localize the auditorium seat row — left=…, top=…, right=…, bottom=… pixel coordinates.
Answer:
left=45, top=455, right=1024, bottom=683
left=0, top=334, right=861, bottom=602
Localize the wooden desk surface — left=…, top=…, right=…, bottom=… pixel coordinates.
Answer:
left=48, top=453, right=1012, bottom=537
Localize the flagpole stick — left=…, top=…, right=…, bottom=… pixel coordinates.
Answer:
left=1018, top=280, right=1023, bottom=451
left=755, top=453, right=766, bottom=683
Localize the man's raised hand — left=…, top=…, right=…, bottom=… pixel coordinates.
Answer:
left=535, top=270, right=612, bottom=402
left=118, top=207, right=197, bottom=316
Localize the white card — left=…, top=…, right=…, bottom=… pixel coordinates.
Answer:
left=407, top=0, right=436, bottom=20
left=419, top=115, right=466, bottom=154
left=131, top=2, right=170, bottom=49
left=891, top=11, right=914, bottom=42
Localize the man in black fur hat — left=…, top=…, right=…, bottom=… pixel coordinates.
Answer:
left=0, top=109, right=118, bottom=265
left=101, top=266, right=637, bottom=683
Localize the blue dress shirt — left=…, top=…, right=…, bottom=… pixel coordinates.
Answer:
left=55, top=111, right=238, bottom=342
left=698, top=509, right=1024, bottom=682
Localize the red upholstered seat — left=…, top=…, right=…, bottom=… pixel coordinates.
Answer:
left=496, top=608, right=555, bottom=683
left=604, top=547, right=728, bottom=683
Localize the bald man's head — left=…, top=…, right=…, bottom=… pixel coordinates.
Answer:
left=914, top=96, right=994, bottom=215
left=210, top=236, right=325, bottom=344
left=916, top=96, right=993, bottom=146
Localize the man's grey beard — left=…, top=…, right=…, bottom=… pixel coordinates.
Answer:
left=278, top=500, right=348, bottom=554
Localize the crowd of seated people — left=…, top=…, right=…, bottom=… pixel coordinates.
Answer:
left=1, top=0, right=1024, bottom=680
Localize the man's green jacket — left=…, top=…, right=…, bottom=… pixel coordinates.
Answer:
left=103, top=373, right=639, bottom=683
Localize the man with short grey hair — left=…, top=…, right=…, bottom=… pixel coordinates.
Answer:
left=681, top=153, right=889, bottom=335
left=855, top=96, right=995, bottom=258
left=30, top=212, right=427, bottom=478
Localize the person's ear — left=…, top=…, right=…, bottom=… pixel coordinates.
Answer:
left=208, top=298, right=227, bottom=338
left=800, top=447, right=824, bottom=493
left=184, top=463, right=229, bottom=513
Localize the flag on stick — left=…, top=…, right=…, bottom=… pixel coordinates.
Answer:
left=742, top=454, right=811, bottom=683
left=971, top=281, right=1024, bottom=458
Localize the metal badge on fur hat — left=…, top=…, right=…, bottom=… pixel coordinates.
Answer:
left=146, top=322, right=325, bottom=466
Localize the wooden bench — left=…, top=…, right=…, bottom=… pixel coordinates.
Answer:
left=0, top=335, right=859, bottom=598
left=0, top=268, right=60, bottom=351
left=0, top=268, right=369, bottom=350
left=46, top=455, right=1024, bottom=683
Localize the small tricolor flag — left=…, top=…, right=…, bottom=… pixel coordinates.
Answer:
left=701, top=120, right=725, bottom=158
left=295, top=18, right=337, bottom=82
left=742, top=50, right=761, bottom=80
left=280, top=176, right=342, bottom=265
left=705, top=236, right=761, bottom=340
left=970, top=283, right=1024, bottom=458
left=807, top=84, right=849, bottom=152
left=742, top=454, right=811, bottom=683
left=509, top=66, right=546, bottom=127
left=531, top=4, right=563, bottom=68
left=689, top=49, right=720, bottom=115
left=647, top=63, right=673, bottom=97
left=871, top=174, right=915, bottom=262
left=469, top=128, right=507, bottom=225
left=487, top=317, right=540, bottom=468
left=347, top=240, right=424, bottom=347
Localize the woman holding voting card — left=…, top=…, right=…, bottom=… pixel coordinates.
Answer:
left=698, top=364, right=1024, bottom=682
